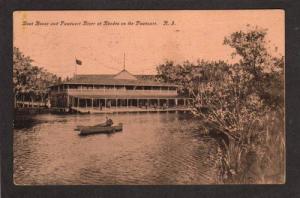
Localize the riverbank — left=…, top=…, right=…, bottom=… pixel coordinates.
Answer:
left=211, top=110, right=285, bottom=184
left=15, top=106, right=192, bottom=115
left=15, top=107, right=51, bottom=115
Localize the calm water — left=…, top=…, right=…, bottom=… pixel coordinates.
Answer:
left=14, top=112, right=220, bottom=185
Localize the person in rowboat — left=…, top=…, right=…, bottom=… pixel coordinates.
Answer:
left=105, top=117, right=113, bottom=127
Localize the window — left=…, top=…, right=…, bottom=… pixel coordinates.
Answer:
left=126, top=86, right=134, bottom=90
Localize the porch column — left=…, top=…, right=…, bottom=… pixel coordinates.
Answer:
left=71, top=96, right=74, bottom=107
left=85, top=99, right=87, bottom=108
left=67, top=95, right=70, bottom=107
left=92, top=98, right=94, bottom=108
left=71, top=97, right=74, bottom=107
left=175, top=98, right=178, bottom=106
left=146, top=98, right=149, bottom=109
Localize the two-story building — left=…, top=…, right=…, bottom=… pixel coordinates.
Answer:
left=49, top=70, right=191, bottom=113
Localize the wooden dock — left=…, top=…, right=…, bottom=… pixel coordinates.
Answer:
left=70, top=106, right=191, bottom=114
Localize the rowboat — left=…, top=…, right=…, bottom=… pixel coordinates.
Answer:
left=78, top=123, right=123, bottom=136
left=74, top=122, right=107, bottom=131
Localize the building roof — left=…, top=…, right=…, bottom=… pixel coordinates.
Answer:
left=114, top=70, right=137, bottom=80
left=55, top=70, right=177, bottom=87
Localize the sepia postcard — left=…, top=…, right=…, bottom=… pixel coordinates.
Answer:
left=13, top=10, right=285, bottom=185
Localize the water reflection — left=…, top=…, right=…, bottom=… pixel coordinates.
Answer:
left=14, top=112, right=219, bottom=185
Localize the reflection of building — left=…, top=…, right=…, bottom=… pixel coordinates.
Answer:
left=49, top=70, right=191, bottom=112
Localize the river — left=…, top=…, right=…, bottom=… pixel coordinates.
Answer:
left=14, top=112, right=220, bottom=185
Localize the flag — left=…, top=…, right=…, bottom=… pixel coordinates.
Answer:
left=75, top=59, right=82, bottom=65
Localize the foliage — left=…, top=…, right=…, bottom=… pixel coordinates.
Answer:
left=13, top=47, right=62, bottom=106
left=223, top=26, right=284, bottom=109
left=156, top=25, right=285, bottom=184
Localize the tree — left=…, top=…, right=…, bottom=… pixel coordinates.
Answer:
left=13, top=47, right=62, bottom=108
left=156, top=25, right=285, bottom=183
left=224, top=25, right=284, bottom=109
left=13, top=47, right=34, bottom=106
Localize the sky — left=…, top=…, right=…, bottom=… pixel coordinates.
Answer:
left=13, top=10, right=284, bottom=78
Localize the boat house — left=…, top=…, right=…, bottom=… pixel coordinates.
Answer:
left=49, top=70, right=191, bottom=113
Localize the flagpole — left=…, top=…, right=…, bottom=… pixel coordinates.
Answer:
left=123, top=53, right=125, bottom=70
left=75, top=63, right=77, bottom=79
left=75, top=57, right=77, bottom=79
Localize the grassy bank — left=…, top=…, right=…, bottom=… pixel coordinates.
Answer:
left=214, top=109, right=285, bottom=184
